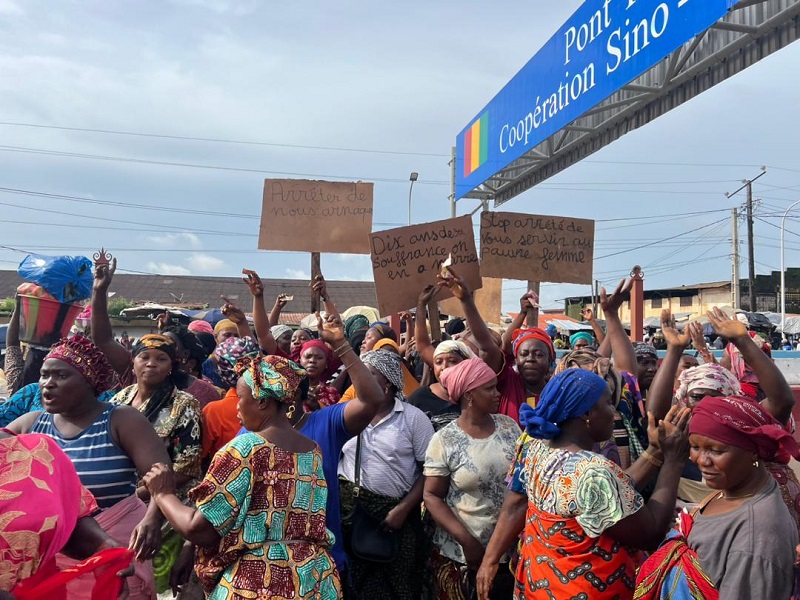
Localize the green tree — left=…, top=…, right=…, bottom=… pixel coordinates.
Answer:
left=0, top=297, right=15, bottom=316
left=107, top=297, right=135, bottom=317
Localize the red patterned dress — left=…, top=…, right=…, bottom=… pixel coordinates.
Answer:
left=191, top=432, right=341, bottom=599
left=510, top=438, right=645, bottom=599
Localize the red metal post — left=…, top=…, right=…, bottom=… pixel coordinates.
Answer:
left=389, top=313, right=401, bottom=341
left=630, top=265, right=644, bottom=342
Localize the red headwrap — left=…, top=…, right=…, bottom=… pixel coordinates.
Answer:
left=45, top=335, right=115, bottom=395
left=511, top=327, right=555, bottom=361
left=299, top=339, right=336, bottom=382
left=439, top=357, right=497, bottom=405
left=690, top=395, right=800, bottom=464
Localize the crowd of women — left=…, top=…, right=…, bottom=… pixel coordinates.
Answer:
left=1, top=256, right=800, bottom=600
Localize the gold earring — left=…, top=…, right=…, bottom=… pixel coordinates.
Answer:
left=286, top=404, right=296, bottom=420
left=468, top=400, right=473, bottom=407
left=585, top=419, right=591, bottom=427
left=753, top=458, right=760, bottom=468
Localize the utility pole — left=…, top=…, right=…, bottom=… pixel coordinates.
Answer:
left=746, top=182, right=756, bottom=311
left=731, top=208, right=740, bottom=309
left=726, top=167, right=766, bottom=311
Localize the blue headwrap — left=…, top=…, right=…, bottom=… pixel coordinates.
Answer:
left=569, top=331, right=594, bottom=347
left=545, top=324, right=557, bottom=338
left=519, top=369, right=608, bottom=440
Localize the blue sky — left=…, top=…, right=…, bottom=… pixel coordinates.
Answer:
left=1, top=0, right=799, bottom=312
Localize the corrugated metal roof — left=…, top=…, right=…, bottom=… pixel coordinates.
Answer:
left=0, top=270, right=377, bottom=313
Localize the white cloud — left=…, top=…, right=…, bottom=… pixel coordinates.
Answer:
left=285, top=268, right=310, bottom=280
left=144, top=232, right=202, bottom=249
left=188, top=252, right=225, bottom=272
left=0, top=0, right=22, bottom=15
left=146, top=261, right=191, bottom=276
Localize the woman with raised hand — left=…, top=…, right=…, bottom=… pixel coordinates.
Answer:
left=424, top=357, right=520, bottom=599
left=552, top=279, right=649, bottom=470
left=409, top=284, right=476, bottom=430
left=636, top=395, right=799, bottom=599
left=6, top=335, right=170, bottom=598
left=143, top=353, right=342, bottom=600
left=236, top=311, right=385, bottom=576
left=437, top=267, right=550, bottom=424
left=338, top=349, right=434, bottom=599
left=476, top=368, right=690, bottom=600
left=646, top=307, right=800, bottom=530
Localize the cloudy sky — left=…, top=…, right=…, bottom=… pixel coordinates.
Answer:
left=1, top=0, right=799, bottom=312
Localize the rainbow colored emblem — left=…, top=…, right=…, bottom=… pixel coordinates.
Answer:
left=463, top=112, right=488, bottom=177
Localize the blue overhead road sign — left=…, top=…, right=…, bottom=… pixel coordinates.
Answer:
left=455, top=0, right=737, bottom=200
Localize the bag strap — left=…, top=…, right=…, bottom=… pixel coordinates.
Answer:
left=692, top=490, right=722, bottom=517
left=353, top=433, right=362, bottom=498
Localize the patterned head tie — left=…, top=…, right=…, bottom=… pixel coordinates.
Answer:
left=46, top=335, right=115, bottom=395
left=235, top=354, right=307, bottom=404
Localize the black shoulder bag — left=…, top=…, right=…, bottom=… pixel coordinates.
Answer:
left=347, top=434, right=399, bottom=563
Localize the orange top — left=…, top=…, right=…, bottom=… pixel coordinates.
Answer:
left=201, top=387, right=241, bottom=459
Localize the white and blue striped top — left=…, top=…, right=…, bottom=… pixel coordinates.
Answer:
left=31, top=403, right=138, bottom=509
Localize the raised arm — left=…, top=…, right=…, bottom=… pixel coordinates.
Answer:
left=243, top=269, right=276, bottom=354
left=581, top=307, right=606, bottom=346
left=438, top=267, right=503, bottom=373
left=707, top=307, right=795, bottom=424
left=599, top=278, right=637, bottom=375
left=317, top=313, right=383, bottom=435
left=502, top=296, right=531, bottom=355
left=399, top=311, right=414, bottom=354
left=606, top=409, right=690, bottom=551
left=415, top=285, right=441, bottom=369
left=90, top=257, right=133, bottom=376
left=311, top=275, right=339, bottom=317
left=221, top=296, right=253, bottom=339
left=646, top=310, right=690, bottom=421
left=268, top=294, right=289, bottom=327
left=689, top=321, right=716, bottom=364
left=3, top=297, right=23, bottom=392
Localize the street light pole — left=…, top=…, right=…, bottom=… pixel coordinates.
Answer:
left=780, top=199, right=800, bottom=341
left=408, top=172, right=418, bottom=226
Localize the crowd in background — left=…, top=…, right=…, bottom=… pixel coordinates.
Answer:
left=1, top=258, right=800, bottom=600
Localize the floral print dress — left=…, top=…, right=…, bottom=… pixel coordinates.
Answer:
left=510, top=439, right=644, bottom=599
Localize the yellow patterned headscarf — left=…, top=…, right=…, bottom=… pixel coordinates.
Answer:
left=235, top=355, right=306, bottom=404
left=132, top=334, right=176, bottom=360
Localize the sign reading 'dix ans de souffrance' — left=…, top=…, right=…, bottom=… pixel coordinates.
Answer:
left=455, top=0, right=736, bottom=199
left=480, top=211, right=594, bottom=284
left=258, top=179, right=374, bottom=254
left=370, top=216, right=482, bottom=316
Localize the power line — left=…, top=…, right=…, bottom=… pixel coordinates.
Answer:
left=0, top=121, right=450, bottom=158
left=0, top=144, right=451, bottom=185
left=594, top=218, right=729, bottom=260
left=0, top=186, right=405, bottom=227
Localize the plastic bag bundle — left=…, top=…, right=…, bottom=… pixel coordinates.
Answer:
left=17, top=254, right=93, bottom=303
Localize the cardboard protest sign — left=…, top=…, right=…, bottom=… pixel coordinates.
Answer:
left=479, top=211, right=594, bottom=284
left=258, top=179, right=373, bottom=254
left=440, top=277, right=503, bottom=324
left=370, top=216, right=481, bottom=315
